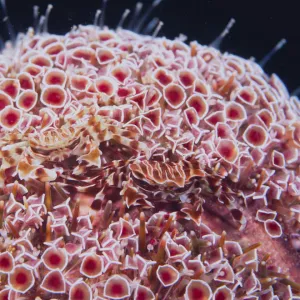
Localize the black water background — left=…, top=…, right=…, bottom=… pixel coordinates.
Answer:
left=1, top=0, right=299, bottom=93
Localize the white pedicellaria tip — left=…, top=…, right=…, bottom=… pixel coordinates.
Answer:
left=163, top=83, right=186, bottom=109
left=117, top=218, right=135, bottom=240
left=40, top=270, right=66, bottom=293
left=205, top=111, right=225, bottom=128
left=72, top=46, right=95, bottom=62
left=0, top=251, right=15, bottom=273
left=94, top=9, right=102, bottom=26
left=216, top=139, right=239, bottom=163
left=184, top=279, right=213, bottom=300
left=193, top=79, right=210, bottom=96
left=256, top=208, right=277, bottom=222
left=257, top=108, right=274, bottom=128
left=216, top=122, right=233, bottom=139
left=103, top=275, right=131, bottom=299
left=0, top=289, right=10, bottom=300
left=235, top=86, right=257, bottom=106
left=16, top=90, right=37, bottom=112
left=271, top=150, right=285, bottom=169
left=0, top=106, right=22, bottom=130
left=41, top=247, right=68, bottom=271
left=80, top=254, right=103, bottom=278
left=70, top=74, right=92, bottom=91
left=44, top=41, right=65, bottom=57
left=70, top=280, right=92, bottom=300
left=264, top=219, right=282, bottom=238
left=178, top=69, right=196, bottom=88
left=30, top=54, right=53, bottom=68
left=0, top=79, right=20, bottom=99
left=225, top=101, right=247, bottom=121
left=111, top=64, right=132, bottom=84
left=186, top=94, right=208, bottom=120
left=210, top=18, right=236, bottom=48
left=40, top=85, right=67, bottom=108
left=146, top=86, right=161, bottom=107
left=260, top=38, right=287, bottom=67
left=184, top=107, right=200, bottom=127
left=243, top=124, right=268, bottom=148
left=153, top=67, right=174, bottom=87
left=0, top=90, right=13, bottom=110
left=134, top=285, right=155, bottom=300
left=95, top=76, right=118, bottom=97
left=214, top=262, right=235, bottom=283
left=43, top=68, right=67, bottom=86
left=128, top=90, right=147, bottom=111
left=143, top=107, right=162, bottom=129
left=8, top=265, right=35, bottom=294
left=17, top=72, right=35, bottom=90
left=213, top=286, right=234, bottom=300
left=156, top=264, right=180, bottom=287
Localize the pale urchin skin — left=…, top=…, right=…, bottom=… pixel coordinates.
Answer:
left=0, top=3, right=299, bottom=299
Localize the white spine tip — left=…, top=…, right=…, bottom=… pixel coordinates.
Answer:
left=152, top=21, right=164, bottom=37
left=275, top=38, right=287, bottom=50
left=260, top=38, right=287, bottom=67
left=135, top=0, right=164, bottom=32
left=153, top=0, right=163, bottom=7
left=129, top=2, right=144, bottom=29
left=33, top=5, right=39, bottom=14
left=117, top=8, right=130, bottom=29
left=94, top=9, right=102, bottom=26
left=210, top=18, right=236, bottom=48
left=221, top=18, right=236, bottom=38
left=143, top=17, right=159, bottom=34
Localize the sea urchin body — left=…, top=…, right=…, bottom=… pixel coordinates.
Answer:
left=0, top=3, right=300, bottom=299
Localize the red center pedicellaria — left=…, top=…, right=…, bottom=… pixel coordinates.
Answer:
left=16, top=272, right=27, bottom=285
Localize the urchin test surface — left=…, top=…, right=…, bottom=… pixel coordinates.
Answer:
left=0, top=23, right=299, bottom=299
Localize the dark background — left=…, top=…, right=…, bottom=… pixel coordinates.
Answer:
left=1, top=0, right=299, bottom=93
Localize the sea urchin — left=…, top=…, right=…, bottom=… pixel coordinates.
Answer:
left=0, top=1, right=299, bottom=299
